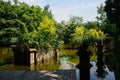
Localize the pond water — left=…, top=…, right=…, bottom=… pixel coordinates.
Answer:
left=0, top=45, right=120, bottom=80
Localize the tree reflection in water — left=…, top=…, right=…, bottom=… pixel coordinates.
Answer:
left=76, top=41, right=116, bottom=80
left=96, top=41, right=108, bottom=79
left=105, top=40, right=120, bottom=80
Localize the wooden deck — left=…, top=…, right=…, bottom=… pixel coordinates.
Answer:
left=0, top=69, right=78, bottom=80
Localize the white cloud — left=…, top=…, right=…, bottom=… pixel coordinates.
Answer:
left=6, top=0, right=105, bottom=22
left=51, top=1, right=102, bottom=22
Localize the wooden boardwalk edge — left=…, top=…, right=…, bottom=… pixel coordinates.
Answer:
left=0, top=69, right=79, bottom=80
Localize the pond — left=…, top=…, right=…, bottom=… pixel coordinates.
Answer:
left=0, top=47, right=77, bottom=70
left=0, top=45, right=120, bottom=80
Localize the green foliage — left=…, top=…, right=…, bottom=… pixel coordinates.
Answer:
left=56, top=16, right=83, bottom=43
left=55, top=22, right=65, bottom=41
left=87, top=28, right=105, bottom=41
left=71, top=26, right=105, bottom=46
left=36, top=16, right=58, bottom=50
left=84, top=21, right=99, bottom=30
left=68, top=15, right=83, bottom=25
left=43, top=5, right=53, bottom=19
left=0, top=0, right=59, bottom=53
left=95, top=4, right=117, bottom=36
left=105, top=0, right=120, bottom=35
left=38, top=16, right=56, bottom=35
left=0, top=28, right=20, bottom=45
left=71, top=26, right=86, bottom=44
left=105, top=0, right=120, bottom=25
left=96, top=4, right=106, bottom=28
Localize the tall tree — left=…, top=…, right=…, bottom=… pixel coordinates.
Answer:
left=13, top=0, right=19, bottom=4
left=96, top=3, right=117, bottom=36
left=37, top=15, right=57, bottom=50
left=104, top=0, right=120, bottom=33
left=68, top=15, right=83, bottom=25
left=84, top=21, right=98, bottom=30
left=43, top=5, right=53, bottom=19
left=96, top=4, right=106, bottom=30
left=62, top=16, right=83, bottom=43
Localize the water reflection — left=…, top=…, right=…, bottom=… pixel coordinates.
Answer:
left=31, top=58, right=61, bottom=70
left=96, top=53, right=108, bottom=79
left=0, top=47, right=13, bottom=66
left=90, top=62, right=115, bottom=80
left=104, top=41, right=120, bottom=80
left=96, top=41, right=108, bottom=79
left=76, top=41, right=116, bottom=80
left=0, top=45, right=118, bottom=80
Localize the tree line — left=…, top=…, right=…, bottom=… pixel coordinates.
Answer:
left=0, top=0, right=57, bottom=52
left=0, top=0, right=119, bottom=52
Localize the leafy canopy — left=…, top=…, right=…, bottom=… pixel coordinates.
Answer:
left=38, top=16, right=56, bottom=36
left=71, top=26, right=105, bottom=45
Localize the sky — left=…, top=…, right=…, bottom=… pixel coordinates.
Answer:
left=18, top=0, right=105, bottom=22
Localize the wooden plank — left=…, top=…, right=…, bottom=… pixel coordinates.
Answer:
left=36, top=70, right=66, bottom=80
left=16, top=71, right=42, bottom=80
left=0, top=69, right=77, bottom=80
left=50, top=69, right=77, bottom=80
left=0, top=70, right=27, bottom=80
left=30, top=48, right=37, bottom=53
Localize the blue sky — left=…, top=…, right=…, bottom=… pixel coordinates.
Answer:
left=19, top=0, right=105, bottom=22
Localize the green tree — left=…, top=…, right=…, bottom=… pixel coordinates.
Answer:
left=96, top=4, right=106, bottom=30
left=13, top=0, right=19, bottom=5
left=104, top=0, right=120, bottom=34
left=55, top=21, right=65, bottom=41
left=71, top=26, right=105, bottom=46
left=96, top=4, right=117, bottom=36
left=84, top=21, right=98, bottom=30
left=68, top=15, right=83, bottom=25
left=37, top=16, right=57, bottom=51
left=43, top=5, right=53, bottom=19
left=61, top=16, right=83, bottom=43
left=0, top=0, right=59, bottom=51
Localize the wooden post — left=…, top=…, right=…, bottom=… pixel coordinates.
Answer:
left=76, top=42, right=92, bottom=80
left=30, top=49, right=37, bottom=64
left=54, top=45, right=59, bottom=61
left=13, top=48, right=37, bottom=67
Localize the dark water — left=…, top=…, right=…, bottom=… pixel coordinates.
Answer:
left=0, top=46, right=120, bottom=80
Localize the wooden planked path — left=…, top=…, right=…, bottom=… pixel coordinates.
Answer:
left=0, top=69, right=78, bottom=80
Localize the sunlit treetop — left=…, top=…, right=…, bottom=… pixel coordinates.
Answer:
left=38, top=16, right=56, bottom=36
left=74, top=26, right=85, bottom=36
left=71, top=26, right=105, bottom=45
left=87, top=28, right=105, bottom=41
